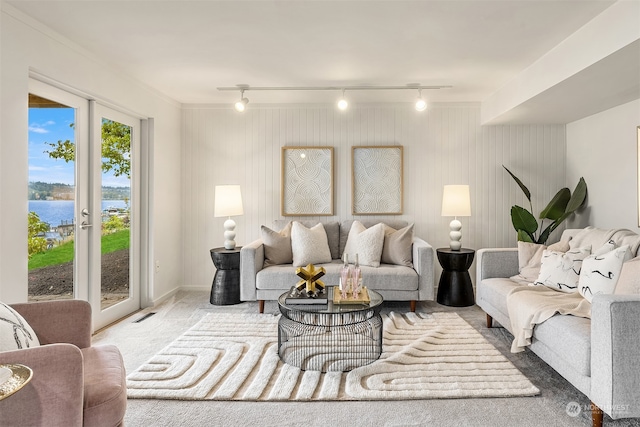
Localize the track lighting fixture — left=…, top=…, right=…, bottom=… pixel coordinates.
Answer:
left=219, top=84, right=451, bottom=112
left=337, top=89, right=348, bottom=111
left=234, top=89, right=249, bottom=112
left=415, top=88, right=427, bottom=111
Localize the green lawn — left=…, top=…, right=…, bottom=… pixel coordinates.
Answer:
left=29, top=229, right=130, bottom=270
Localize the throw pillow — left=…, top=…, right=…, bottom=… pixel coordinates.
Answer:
left=381, top=224, right=414, bottom=267
left=261, top=222, right=293, bottom=266
left=290, top=222, right=332, bottom=267
left=343, top=221, right=385, bottom=267
left=533, top=247, right=591, bottom=293
left=0, top=302, right=40, bottom=351
left=510, top=242, right=546, bottom=285
left=579, top=245, right=630, bottom=302
left=615, top=256, right=640, bottom=295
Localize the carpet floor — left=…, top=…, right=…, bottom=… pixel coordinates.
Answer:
left=126, top=311, right=538, bottom=401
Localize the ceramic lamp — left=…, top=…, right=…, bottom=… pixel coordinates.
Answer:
left=441, top=185, right=471, bottom=251
left=214, top=185, right=244, bottom=250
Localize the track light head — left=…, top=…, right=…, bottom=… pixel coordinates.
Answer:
left=337, top=89, right=348, bottom=111
left=415, top=89, right=427, bottom=111
left=234, top=89, right=249, bottom=112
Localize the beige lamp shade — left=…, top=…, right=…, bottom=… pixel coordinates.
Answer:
left=214, top=185, right=244, bottom=249
left=442, top=185, right=471, bottom=251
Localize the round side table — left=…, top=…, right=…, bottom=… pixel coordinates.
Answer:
left=210, top=247, right=242, bottom=305
left=436, top=248, right=475, bottom=307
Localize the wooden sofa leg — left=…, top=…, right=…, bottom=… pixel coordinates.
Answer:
left=591, top=402, right=603, bottom=427
left=410, top=300, right=416, bottom=312
left=486, top=313, right=493, bottom=328
left=258, top=300, right=265, bottom=314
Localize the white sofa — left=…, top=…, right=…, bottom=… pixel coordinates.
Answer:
left=240, top=219, right=435, bottom=313
left=476, top=228, right=640, bottom=427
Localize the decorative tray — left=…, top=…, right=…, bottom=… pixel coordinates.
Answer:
left=333, top=287, right=371, bottom=304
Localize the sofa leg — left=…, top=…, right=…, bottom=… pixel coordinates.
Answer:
left=591, top=401, right=603, bottom=427
left=258, top=300, right=265, bottom=314
left=486, top=313, right=493, bottom=328
left=410, top=300, right=416, bottom=312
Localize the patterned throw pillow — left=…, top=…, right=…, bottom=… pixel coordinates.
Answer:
left=290, top=222, right=332, bottom=267
left=533, top=247, right=591, bottom=293
left=343, top=221, right=385, bottom=267
left=579, top=244, right=630, bottom=302
left=0, top=302, right=40, bottom=351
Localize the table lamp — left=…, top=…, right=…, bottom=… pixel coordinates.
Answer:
left=441, top=185, right=471, bottom=251
left=214, top=185, right=244, bottom=250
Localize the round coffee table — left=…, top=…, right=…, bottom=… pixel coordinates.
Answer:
left=277, top=287, right=383, bottom=372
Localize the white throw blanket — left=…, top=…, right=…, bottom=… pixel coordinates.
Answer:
left=507, top=285, right=591, bottom=353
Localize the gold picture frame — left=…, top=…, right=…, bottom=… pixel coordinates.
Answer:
left=281, top=146, right=334, bottom=216
left=352, top=145, right=403, bottom=215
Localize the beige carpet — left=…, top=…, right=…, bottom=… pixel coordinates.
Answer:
left=126, top=311, right=539, bottom=401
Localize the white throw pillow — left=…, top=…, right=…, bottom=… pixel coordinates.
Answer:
left=381, top=223, right=414, bottom=267
left=533, top=247, right=591, bottom=293
left=343, top=221, right=385, bottom=267
left=579, top=244, right=630, bottom=302
left=290, top=222, right=332, bottom=267
left=615, top=256, right=640, bottom=295
left=261, top=222, right=293, bottom=266
left=0, top=302, right=40, bottom=351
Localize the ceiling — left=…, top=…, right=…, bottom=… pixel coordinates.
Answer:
left=6, top=0, right=624, bottom=109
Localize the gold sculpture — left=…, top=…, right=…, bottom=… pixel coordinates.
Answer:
left=295, top=264, right=326, bottom=296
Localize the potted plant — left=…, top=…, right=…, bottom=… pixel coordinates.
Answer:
left=503, top=165, right=587, bottom=244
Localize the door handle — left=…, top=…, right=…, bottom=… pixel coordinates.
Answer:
left=79, top=221, right=93, bottom=230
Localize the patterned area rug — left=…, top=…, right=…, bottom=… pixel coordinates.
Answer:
left=126, top=311, right=539, bottom=401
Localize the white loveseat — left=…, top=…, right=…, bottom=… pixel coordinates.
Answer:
left=240, top=219, right=435, bottom=313
left=476, top=227, right=640, bottom=427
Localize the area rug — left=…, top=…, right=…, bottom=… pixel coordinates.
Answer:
left=126, top=311, right=539, bottom=401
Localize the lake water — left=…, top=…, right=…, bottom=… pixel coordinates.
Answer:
left=29, top=200, right=128, bottom=227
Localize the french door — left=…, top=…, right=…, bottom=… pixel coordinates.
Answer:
left=28, top=79, right=141, bottom=330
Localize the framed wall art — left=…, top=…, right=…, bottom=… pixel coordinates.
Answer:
left=352, top=145, right=403, bottom=215
left=281, top=146, right=334, bottom=216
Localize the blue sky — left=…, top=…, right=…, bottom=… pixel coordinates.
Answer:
left=28, top=107, right=130, bottom=187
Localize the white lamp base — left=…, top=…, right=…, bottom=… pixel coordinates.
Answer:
left=223, top=217, right=237, bottom=250
left=449, top=218, right=462, bottom=251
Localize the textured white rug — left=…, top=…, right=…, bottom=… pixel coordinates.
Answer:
left=126, top=311, right=539, bottom=401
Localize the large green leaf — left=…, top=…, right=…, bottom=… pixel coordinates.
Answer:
left=511, top=205, right=538, bottom=234
left=565, top=177, right=587, bottom=213
left=537, top=222, right=556, bottom=245
left=539, top=188, right=571, bottom=220
left=503, top=166, right=531, bottom=202
left=517, top=229, right=535, bottom=243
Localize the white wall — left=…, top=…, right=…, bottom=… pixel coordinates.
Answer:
left=566, top=99, right=640, bottom=231
left=182, top=103, right=566, bottom=291
left=0, top=5, right=183, bottom=303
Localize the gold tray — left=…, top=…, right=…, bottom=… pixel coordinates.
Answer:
left=0, top=364, right=33, bottom=401
left=333, top=287, right=371, bottom=304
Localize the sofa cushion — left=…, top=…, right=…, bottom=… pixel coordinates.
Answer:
left=478, top=278, right=523, bottom=323
left=275, top=220, right=340, bottom=259
left=261, top=222, right=293, bottom=266
left=339, top=219, right=408, bottom=256
left=533, top=247, right=591, bottom=293
left=257, top=261, right=342, bottom=290
left=579, top=244, right=630, bottom=302
left=343, top=221, right=385, bottom=267
left=0, top=301, right=40, bottom=351
left=381, top=224, right=414, bottom=267
left=82, top=345, right=127, bottom=427
left=290, top=222, right=332, bottom=266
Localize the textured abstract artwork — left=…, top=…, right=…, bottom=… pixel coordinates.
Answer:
left=281, top=146, right=333, bottom=216
left=352, top=146, right=403, bottom=215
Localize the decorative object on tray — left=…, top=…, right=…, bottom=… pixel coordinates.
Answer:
left=295, top=263, right=326, bottom=296
left=0, top=364, right=33, bottom=401
left=284, top=286, right=327, bottom=304
left=333, top=286, right=371, bottom=304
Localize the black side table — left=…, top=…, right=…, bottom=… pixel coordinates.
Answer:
left=436, top=248, right=475, bottom=307
left=210, top=247, right=242, bottom=305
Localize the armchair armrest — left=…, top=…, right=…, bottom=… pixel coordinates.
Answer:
left=476, top=248, right=519, bottom=283
left=412, top=237, right=435, bottom=300
left=591, top=294, right=640, bottom=420
left=0, top=344, right=84, bottom=426
left=11, top=300, right=91, bottom=349
left=240, top=238, right=265, bottom=301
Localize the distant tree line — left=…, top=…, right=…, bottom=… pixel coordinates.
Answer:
left=29, top=181, right=130, bottom=200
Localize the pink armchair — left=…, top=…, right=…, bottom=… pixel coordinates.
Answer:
left=0, top=300, right=126, bottom=426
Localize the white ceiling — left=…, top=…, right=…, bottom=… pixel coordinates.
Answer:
left=6, top=0, right=621, bottom=107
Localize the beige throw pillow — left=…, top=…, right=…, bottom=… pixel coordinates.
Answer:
left=261, top=222, right=293, bottom=266
left=381, top=224, right=414, bottom=267
left=510, top=242, right=546, bottom=285
left=290, top=222, right=332, bottom=267
left=615, top=256, right=640, bottom=295
left=343, top=221, right=385, bottom=267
